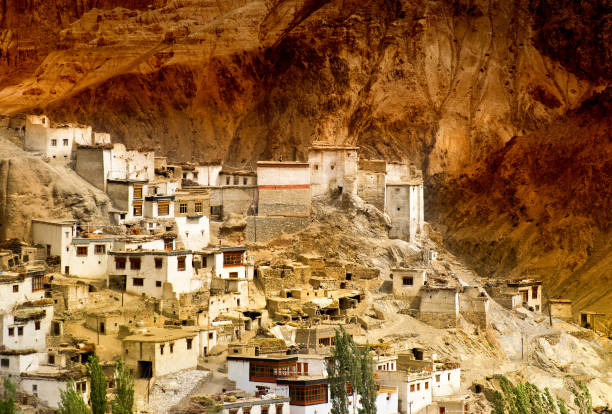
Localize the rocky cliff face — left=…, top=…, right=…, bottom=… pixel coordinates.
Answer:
left=0, top=0, right=609, bottom=312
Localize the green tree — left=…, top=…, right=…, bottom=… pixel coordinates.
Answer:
left=357, top=342, right=377, bottom=414
left=58, top=380, right=90, bottom=414
left=88, top=354, right=107, bottom=414
left=492, top=377, right=592, bottom=414
left=571, top=382, right=592, bottom=414
left=111, top=360, right=134, bottom=414
left=327, top=327, right=350, bottom=414
left=0, top=378, right=19, bottom=414
left=327, top=327, right=377, bottom=414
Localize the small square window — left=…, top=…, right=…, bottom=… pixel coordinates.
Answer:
left=63, top=139, right=69, bottom=146
left=156, top=281, right=162, bottom=287
left=133, top=278, right=144, bottom=287
left=51, top=139, right=57, bottom=146
left=1, top=359, right=8, bottom=368
left=170, top=343, right=174, bottom=353
left=18, top=326, right=23, bottom=336
left=76, top=246, right=88, bottom=256
left=12, top=285, right=18, bottom=293
left=155, top=258, right=163, bottom=268
left=95, top=244, right=106, bottom=254
left=8, top=327, right=14, bottom=336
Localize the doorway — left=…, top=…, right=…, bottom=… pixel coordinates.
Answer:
left=100, top=322, right=105, bottom=334
left=137, top=361, right=152, bottom=378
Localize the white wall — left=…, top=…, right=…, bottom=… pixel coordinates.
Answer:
left=114, top=238, right=165, bottom=251
left=67, top=239, right=113, bottom=279
left=110, top=253, right=196, bottom=299
left=175, top=216, right=210, bottom=250
left=309, top=149, right=358, bottom=197
left=214, top=251, right=247, bottom=279
left=432, top=368, right=461, bottom=397
left=20, top=377, right=89, bottom=409
left=0, top=352, right=41, bottom=375
left=31, top=221, right=75, bottom=272
left=257, top=164, right=310, bottom=186
left=194, top=165, right=222, bottom=186
left=221, top=401, right=290, bottom=414
left=227, top=359, right=290, bottom=396
left=0, top=276, right=45, bottom=312
left=0, top=304, right=54, bottom=352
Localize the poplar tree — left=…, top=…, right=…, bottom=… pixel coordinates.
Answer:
left=111, top=360, right=134, bottom=414
left=88, top=354, right=107, bottom=414
left=58, top=380, right=90, bottom=414
left=327, top=327, right=377, bottom=414
left=357, top=342, right=377, bottom=414
left=0, top=378, right=18, bottom=414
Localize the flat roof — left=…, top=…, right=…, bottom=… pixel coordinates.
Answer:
left=106, top=179, right=148, bottom=185
left=227, top=355, right=298, bottom=362
left=308, top=141, right=359, bottom=151
left=123, top=327, right=197, bottom=343
left=72, top=237, right=115, bottom=244
left=507, top=279, right=543, bottom=287
left=277, top=375, right=328, bottom=385
left=109, top=250, right=192, bottom=256
left=257, top=161, right=310, bottom=168
left=31, top=218, right=76, bottom=225
left=549, top=298, right=572, bottom=303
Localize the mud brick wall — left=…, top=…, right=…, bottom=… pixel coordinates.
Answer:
left=258, top=187, right=311, bottom=216
left=246, top=216, right=309, bottom=242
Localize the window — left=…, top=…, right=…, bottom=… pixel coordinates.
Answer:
left=160, top=344, right=164, bottom=355
left=402, top=277, right=413, bottom=286
left=229, top=272, right=238, bottom=279
left=410, top=384, right=415, bottom=392
left=425, top=381, right=429, bottom=389
left=194, top=202, right=202, bottom=213
left=12, top=285, right=18, bottom=293
left=226, top=176, right=230, bottom=185
left=48, top=354, right=55, bottom=364
left=193, top=172, right=198, bottom=179
left=35, top=321, right=41, bottom=330
left=532, top=286, right=538, bottom=299
left=129, top=258, right=141, bottom=270
left=156, top=281, right=162, bottom=287
left=208, top=332, right=214, bottom=339
left=32, top=275, right=44, bottom=292
left=8, top=327, right=14, bottom=336
left=76, top=246, right=88, bottom=256
left=18, top=327, right=23, bottom=336
left=202, top=256, right=207, bottom=267
left=233, top=176, right=239, bottom=185
left=436, top=374, right=441, bottom=382
left=63, top=139, right=68, bottom=146
left=133, top=202, right=143, bottom=216
left=417, top=383, right=420, bottom=391
left=115, top=257, right=126, bottom=270
left=276, top=405, right=284, bottom=414
left=169, top=343, right=174, bottom=353
left=179, top=203, right=188, bottom=214
left=133, top=278, right=144, bottom=287
left=133, top=185, right=143, bottom=199
left=261, top=406, right=269, bottom=414
left=155, top=258, right=163, bottom=268
left=177, top=256, right=186, bottom=271
left=448, top=373, right=451, bottom=381
left=223, top=251, right=243, bottom=267
left=158, top=202, right=170, bottom=216
left=1, top=359, right=8, bottom=368
left=243, top=177, right=248, bottom=185
left=51, top=139, right=57, bottom=146
left=186, top=338, right=192, bottom=350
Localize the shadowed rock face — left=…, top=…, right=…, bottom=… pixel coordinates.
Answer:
left=0, top=0, right=610, bottom=312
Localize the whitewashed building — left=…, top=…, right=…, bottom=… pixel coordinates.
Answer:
left=308, top=142, right=359, bottom=197
left=0, top=300, right=54, bottom=352
left=66, top=237, right=114, bottom=279
left=31, top=219, right=77, bottom=275
left=122, top=327, right=198, bottom=378
left=20, top=366, right=90, bottom=409
left=507, top=280, right=543, bottom=312
left=385, top=163, right=424, bottom=242
left=0, top=270, right=45, bottom=312
left=24, top=115, right=93, bottom=162
left=108, top=250, right=202, bottom=299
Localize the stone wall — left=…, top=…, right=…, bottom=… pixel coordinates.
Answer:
left=258, top=187, right=311, bottom=216
left=257, top=264, right=311, bottom=295
left=459, top=295, right=489, bottom=329
left=75, top=147, right=108, bottom=191
left=357, top=170, right=386, bottom=211
left=419, top=311, right=458, bottom=329
left=419, top=288, right=459, bottom=328
left=246, top=216, right=309, bottom=242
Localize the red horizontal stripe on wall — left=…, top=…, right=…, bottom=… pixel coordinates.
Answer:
left=258, top=184, right=311, bottom=190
